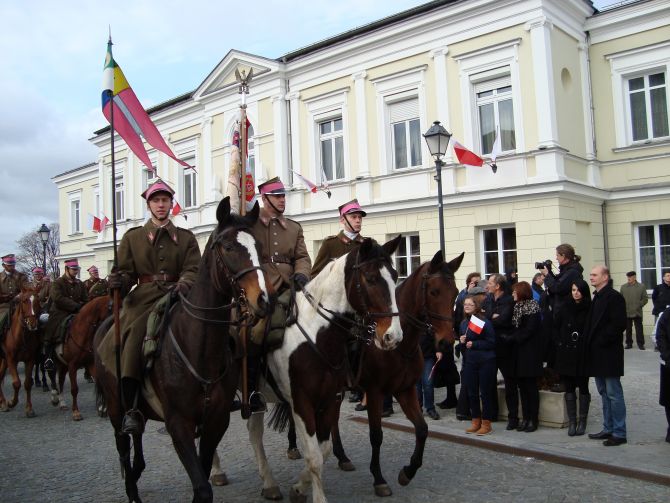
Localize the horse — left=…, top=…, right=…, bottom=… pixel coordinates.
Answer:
left=48, top=295, right=111, bottom=420
left=0, top=287, right=42, bottom=417
left=216, top=235, right=404, bottom=503
left=94, top=197, right=273, bottom=503
left=330, top=250, right=463, bottom=496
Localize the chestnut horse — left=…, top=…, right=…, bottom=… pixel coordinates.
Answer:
left=49, top=295, right=111, bottom=420
left=94, top=198, right=273, bottom=503
left=0, top=287, right=41, bottom=417
left=330, top=250, right=463, bottom=496
left=220, top=236, right=404, bottom=503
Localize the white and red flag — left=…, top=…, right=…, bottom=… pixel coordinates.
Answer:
left=172, top=201, right=182, bottom=216
left=467, top=315, right=486, bottom=335
left=88, top=214, right=110, bottom=233
left=452, top=140, right=484, bottom=167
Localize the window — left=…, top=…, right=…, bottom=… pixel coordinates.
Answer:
left=114, top=180, right=124, bottom=220
left=394, top=235, right=420, bottom=281
left=476, top=76, right=516, bottom=155
left=70, top=198, right=81, bottom=234
left=389, top=98, right=422, bottom=170
left=637, top=223, right=670, bottom=288
left=142, top=167, right=153, bottom=191
left=93, top=186, right=100, bottom=218
left=627, top=72, right=669, bottom=142
left=482, top=227, right=517, bottom=276
left=182, top=167, right=197, bottom=208
left=319, top=118, right=344, bottom=182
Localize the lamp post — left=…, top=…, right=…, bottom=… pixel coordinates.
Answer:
left=38, top=223, right=50, bottom=274
left=423, top=121, right=452, bottom=256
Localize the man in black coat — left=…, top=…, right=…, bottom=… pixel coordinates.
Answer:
left=585, top=265, right=628, bottom=446
left=652, top=272, right=670, bottom=319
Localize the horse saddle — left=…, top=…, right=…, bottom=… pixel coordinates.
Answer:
left=57, top=314, right=76, bottom=344
left=245, top=289, right=292, bottom=355
left=142, top=293, right=175, bottom=370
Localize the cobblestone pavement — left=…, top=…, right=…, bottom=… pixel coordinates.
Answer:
left=1, top=368, right=669, bottom=503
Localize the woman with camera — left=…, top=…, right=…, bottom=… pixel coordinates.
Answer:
left=553, top=279, right=592, bottom=436
left=541, top=244, right=584, bottom=320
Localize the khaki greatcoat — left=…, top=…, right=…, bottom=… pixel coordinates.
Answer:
left=84, top=278, right=109, bottom=299
left=0, top=270, right=28, bottom=332
left=311, top=231, right=365, bottom=277
left=44, top=275, right=88, bottom=344
left=98, top=219, right=201, bottom=381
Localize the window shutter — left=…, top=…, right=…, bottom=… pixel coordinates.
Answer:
left=389, top=98, right=419, bottom=123
left=474, top=75, right=511, bottom=94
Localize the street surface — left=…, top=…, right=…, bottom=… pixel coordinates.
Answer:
left=1, top=367, right=668, bottom=502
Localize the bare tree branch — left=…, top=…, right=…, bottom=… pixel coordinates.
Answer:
left=15, top=223, right=60, bottom=278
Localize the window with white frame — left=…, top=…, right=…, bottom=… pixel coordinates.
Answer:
left=319, top=117, right=344, bottom=182
left=142, top=167, right=153, bottom=191
left=481, top=226, right=517, bottom=276
left=114, top=179, right=125, bottom=220
left=627, top=71, right=669, bottom=142
left=69, top=196, right=81, bottom=234
left=182, top=166, right=197, bottom=208
left=389, top=98, right=422, bottom=170
left=394, top=234, right=420, bottom=281
left=475, top=72, right=516, bottom=155
left=637, top=223, right=670, bottom=289
left=93, top=186, right=100, bottom=218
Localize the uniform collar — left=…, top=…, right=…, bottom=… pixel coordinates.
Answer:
left=144, top=219, right=179, bottom=245
left=338, top=230, right=364, bottom=244
left=259, top=207, right=288, bottom=229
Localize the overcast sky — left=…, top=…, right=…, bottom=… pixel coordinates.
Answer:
left=0, top=0, right=612, bottom=255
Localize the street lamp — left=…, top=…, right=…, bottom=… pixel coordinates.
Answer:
left=423, top=121, right=452, bottom=256
left=38, top=223, right=50, bottom=273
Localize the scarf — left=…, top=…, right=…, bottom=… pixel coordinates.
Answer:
left=512, top=299, right=540, bottom=328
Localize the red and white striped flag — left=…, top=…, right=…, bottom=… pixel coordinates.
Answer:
left=291, top=170, right=318, bottom=193
left=88, top=214, right=102, bottom=233
left=452, top=139, right=484, bottom=167
left=100, top=215, right=110, bottom=232
left=467, top=315, right=486, bottom=335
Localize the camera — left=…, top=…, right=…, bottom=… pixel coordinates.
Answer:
left=534, top=259, right=552, bottom=270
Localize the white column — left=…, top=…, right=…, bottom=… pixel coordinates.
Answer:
left=287, top=91, right=301, bottom=181
left=201, top=116, right=216, bottom=201
left=430, top=46, right=454, bottom=164
left=273, top=93, right=289, bottom=184
left=525, top=17, right=559, bottom=149
left=352, top=71, right=369, bottom=178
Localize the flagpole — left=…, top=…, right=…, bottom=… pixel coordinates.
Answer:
left=107, top=34, right=124, bottom=412
left=236, top=69, right=253, bottom=216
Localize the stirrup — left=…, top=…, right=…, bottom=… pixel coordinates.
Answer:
left=121, top=408, right=145, bottom=435
left=43, top=358, right=55, bottom=371
left=249, top=391, right=267, bottom=414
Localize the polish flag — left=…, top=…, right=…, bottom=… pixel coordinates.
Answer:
left=100, top=215, right=110, bottom=233
left=467, top=315, right=486, bottom=335
left=291, top=169, right=318, bottom=193
left=452, top=140, right=484, bottom=167
left=88, top=214, right=102, bottom=232
left=172, top=201, right=182, bottom=216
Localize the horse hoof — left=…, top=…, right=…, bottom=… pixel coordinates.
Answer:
left=72, top=411, right=83, bottom=421
left=397, top=468, right=411, bottom=486
left=50, top=393, right=59, bottom=406
left=286, top=447, right=302, bottom=460
left=25, top=409, right=36, bottom=418
left=261, top=486, right=283, bottom=500
left=374, top=484, right=393, bottom=497
left=210, top=473, right=228, bottom=486
left=8, top=399, right=17, bottom=409
left=338, top=461, right=356, bottom=472
left=0, top=402, right=8, bottom=412
left=288, top=487, right=307, bottom=503
left=59, top=404, right=68, bottom=411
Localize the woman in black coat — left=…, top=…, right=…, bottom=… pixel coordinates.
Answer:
left=553, top=279, right=592, bottom=436
left=511, top=281, right=543, bottom=432
left=655, top=306, right=670, bottom=443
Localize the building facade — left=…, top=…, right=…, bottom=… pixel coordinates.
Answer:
left=54, top=0, right=670, bottom=327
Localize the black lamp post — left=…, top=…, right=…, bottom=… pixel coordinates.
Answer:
left=423, top=121, right=452, bottom=256
left=38, top=223, right=50, bottom=274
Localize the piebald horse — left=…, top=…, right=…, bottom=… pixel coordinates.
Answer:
left=94, top=198, right=273, bottom=503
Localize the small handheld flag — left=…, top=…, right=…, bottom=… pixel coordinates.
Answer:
left=467, top=315, right=486, bottom=335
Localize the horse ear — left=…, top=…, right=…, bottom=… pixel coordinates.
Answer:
left=428, top=250, right=444, bottom=273
left=246, top=200, right=260, bottom=224
left=446, top=252, right=465, bottom=273
left=382, top=234, right=402, bottom=257
left=216, top=197, right=232, bottom=226
left=359, top=238, right=374, bottom=257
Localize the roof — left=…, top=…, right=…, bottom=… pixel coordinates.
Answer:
left=52, top=161, right=97, bottom=179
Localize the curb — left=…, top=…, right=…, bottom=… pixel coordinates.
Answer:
left=349, top=416, right=670, bottom=487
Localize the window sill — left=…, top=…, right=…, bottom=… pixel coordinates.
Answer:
left=613, top=138, right=670, bottom=153
left=68, top=232, right=84, bottom=237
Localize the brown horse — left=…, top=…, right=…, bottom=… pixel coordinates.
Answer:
left=0, top=287, right=42, bottom=417
left=48, top=295, right=111, bottom=420
left=330, top=250, right=463, bottom=496
left=94, top=197, right=273, bottom=503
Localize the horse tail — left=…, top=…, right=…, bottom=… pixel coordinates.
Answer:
left=266, top=402, right=291, bottom=433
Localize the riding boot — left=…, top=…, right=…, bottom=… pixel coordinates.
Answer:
left=43, top=342, right=55, bottom=371
left=565, top=392, right=577, bottom=437
left=575, top=393, right=591, bottom=436
left=121, top=378, right=145, bottom=435
left=247, top=354, right=266, bottom=415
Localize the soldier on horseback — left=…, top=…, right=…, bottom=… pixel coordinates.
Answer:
left=0, top=254, right=28, bottom=343
left=43, top=259, right=88, bottom=370
left=83, top=265, right=109, bottom=299
left=246, top=176, right=311, bottom=412
left=31, top=266, right=51, bottom=309
left=104, top=179, right=200, bottom=435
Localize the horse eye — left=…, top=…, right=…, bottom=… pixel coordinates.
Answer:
left=364, top=274, right=377, bottom=284
left=430, top=288, right=440, bottom=297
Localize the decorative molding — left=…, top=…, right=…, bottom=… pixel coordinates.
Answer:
left=352, top=70, right=367, bottom=81
left=524, top=16, right=553, bottom=32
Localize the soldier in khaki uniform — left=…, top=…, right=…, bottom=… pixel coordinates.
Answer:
left=102, top=179, right=200, bottom=434
left=83, top=265, right=109, bottom=299
left=0, top=254, right=28, bottom=338
left=44, top=259, right=88, bottom=370
left=31, top=267, right=51, bottom=309
left=311, top=198, right=367, bottom=277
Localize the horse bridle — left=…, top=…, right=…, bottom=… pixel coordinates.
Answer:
left=18, top=296, right=39, bottom=332
left=402, top=268, right=455, bottom=339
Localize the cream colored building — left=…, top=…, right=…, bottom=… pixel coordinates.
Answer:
left=54, top=0, right=669, bottom=329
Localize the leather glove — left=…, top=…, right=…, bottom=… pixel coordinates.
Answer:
left=108, top=272, right=123, bottom=290
left=293, top=273, right=309, bottom=291
left=170, top=281, right=190, bottom=298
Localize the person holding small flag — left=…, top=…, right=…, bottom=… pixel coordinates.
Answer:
left=458, top=295, right=497, bottom=435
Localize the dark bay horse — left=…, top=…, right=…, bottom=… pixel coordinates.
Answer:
left=331, top=250, right=463, bottom=496
left=49, top=295, right=111, bottom=420
left=0, top=288, right=41, bottom=417
left=233, top=236, right=404, bottom=503
left=94, top=197, right=272, bottom=503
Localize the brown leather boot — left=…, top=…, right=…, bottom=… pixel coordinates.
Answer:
left=466, top=418, right=482, bottom=434
left=476, top=419, right=492, bottom=435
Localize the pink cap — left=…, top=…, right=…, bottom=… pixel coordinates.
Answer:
left=64, top=259, right=80, bottom=269
left=141, top=179, right=175, bottom=201
left=258, top=176, right=286, bottom=195
left=2, top=254, right=16, bottom=265
left=338, top=199, right=367, bottom=217
left=32, top=267, right=45, bottom=273
left=87, top=265, right=98, bottom=273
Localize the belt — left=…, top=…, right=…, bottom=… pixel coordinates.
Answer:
left=262, top=255, right=294, bottom=265
left=138, top=274, right=179, bottom=285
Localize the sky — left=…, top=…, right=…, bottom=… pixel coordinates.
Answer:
left=0, top=0, right=613, bottom=255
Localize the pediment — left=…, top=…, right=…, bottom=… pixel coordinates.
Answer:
left=193, top=50, right=278, bottom=101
